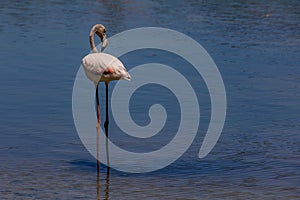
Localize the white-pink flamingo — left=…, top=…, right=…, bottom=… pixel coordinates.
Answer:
left=81, top=24, right=131, bottom=129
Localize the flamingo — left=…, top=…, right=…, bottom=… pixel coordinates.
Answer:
left=81, top=24, right=131, bottom=129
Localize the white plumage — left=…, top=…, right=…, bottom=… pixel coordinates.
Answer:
left=82, top=52, right=131, bottom=85
left=81, top=24, right=131, bottom=128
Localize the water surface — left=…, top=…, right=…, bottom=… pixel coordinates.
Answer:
left=0, top=0, right=299, bottom=199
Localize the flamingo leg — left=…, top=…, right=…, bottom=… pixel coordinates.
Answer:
left=96, top=126, right=100, bottom=199
left=95, top=84, right=101, bottom=189
left=104, top=82, right=110, bottom=167
left=104, top=82, right=109, bottom=135
left=96, top=84, right=101, bottom=128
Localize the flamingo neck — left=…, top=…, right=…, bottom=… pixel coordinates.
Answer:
left=89, top=31, right=98, bottom=53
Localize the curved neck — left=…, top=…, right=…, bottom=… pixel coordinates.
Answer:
left=89, top=24, right=106, bottom=53
left=89, top=27, right=98, bottom=53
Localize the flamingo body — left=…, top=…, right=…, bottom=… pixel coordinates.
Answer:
left=82, top=52, right=131, bottom=85
left=82, top=23, right=130, bottom=129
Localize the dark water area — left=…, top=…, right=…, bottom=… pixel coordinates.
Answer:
left=1, top=0, right=299, bottom=199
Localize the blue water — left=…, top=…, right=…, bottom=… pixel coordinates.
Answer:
left=1, top=0, right=299, bottom=199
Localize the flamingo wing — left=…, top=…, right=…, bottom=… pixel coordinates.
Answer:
left=81, top=53, right=123, bottom=84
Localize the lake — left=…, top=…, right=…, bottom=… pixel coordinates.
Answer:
left=0, top=0, right=299, bottom=199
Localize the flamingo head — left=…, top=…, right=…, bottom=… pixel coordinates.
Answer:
left=94, top=24, right=108, bottom=51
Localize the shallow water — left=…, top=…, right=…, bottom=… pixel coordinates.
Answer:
left=1, top=0, right=299, bottom=199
